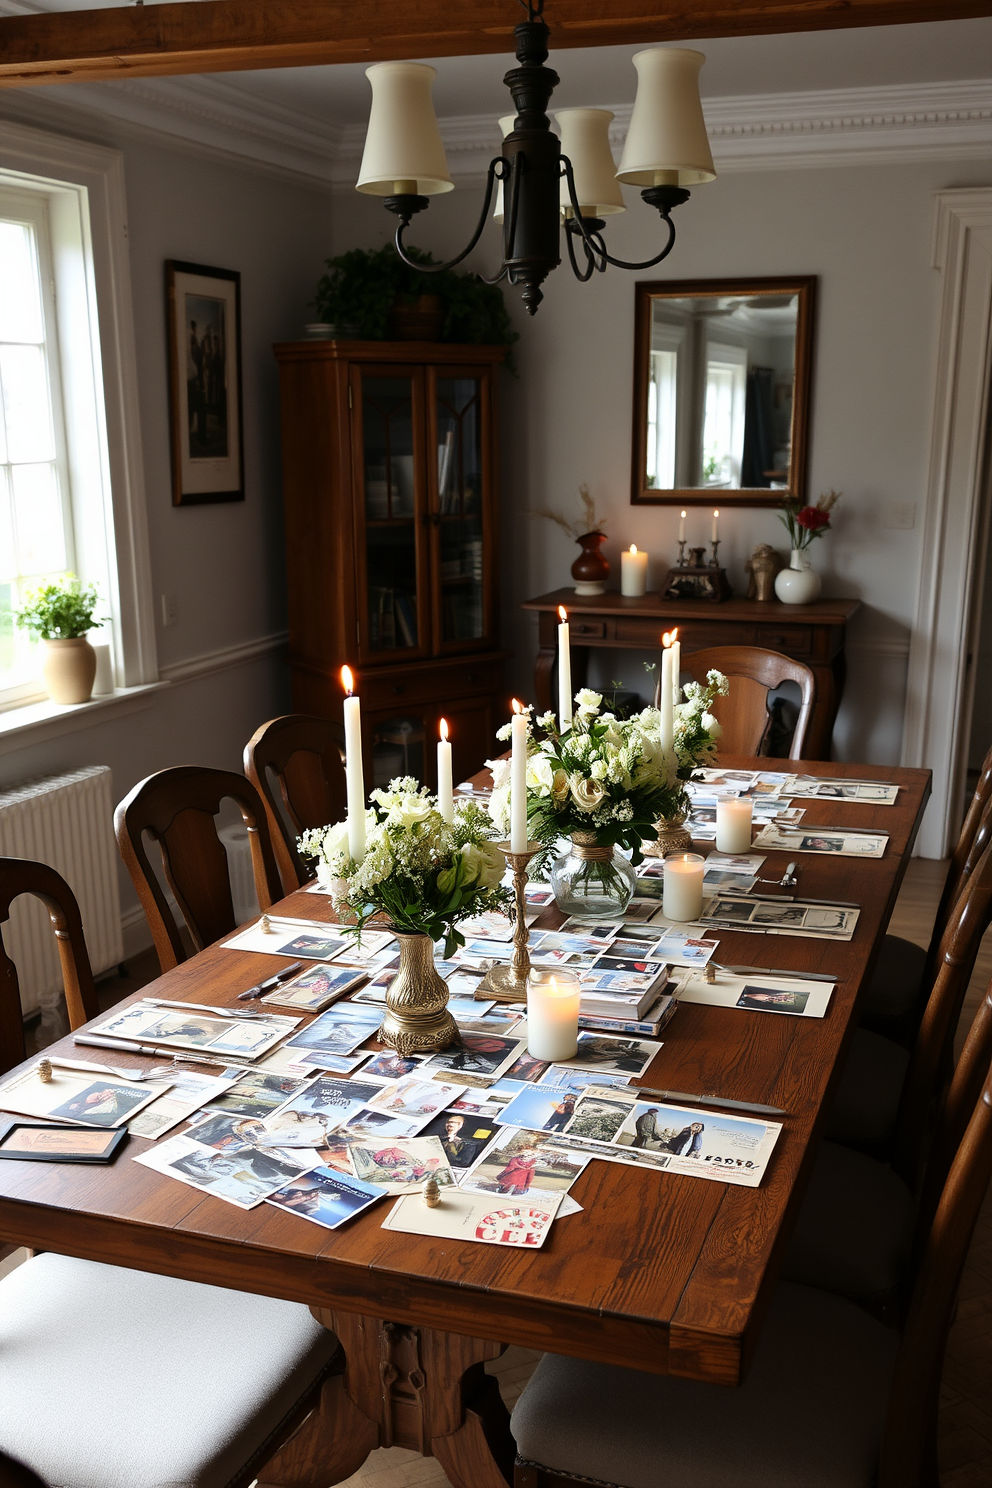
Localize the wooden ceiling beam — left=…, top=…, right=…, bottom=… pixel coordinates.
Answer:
left=0, top=0, right=990, bottom=88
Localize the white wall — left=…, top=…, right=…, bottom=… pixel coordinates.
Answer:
left=0, top=111, right=334, bottom=951
left=330, top=153, right=992, bottom=778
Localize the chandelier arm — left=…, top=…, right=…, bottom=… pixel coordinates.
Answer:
left=478, top=263, right=511, bottom=286
left=393, top=158, right=508, bottom=274
left=559, top=155, right=680, bottom=272
left=564, top=219, right=598, bottom=282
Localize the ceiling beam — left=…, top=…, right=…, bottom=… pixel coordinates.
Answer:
left=0, top=0, right=990, bottom=88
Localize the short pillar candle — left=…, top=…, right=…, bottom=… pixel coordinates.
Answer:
left=527, top=970, right=580, bottom=1062
left=716, top=798, right=753, bottom=854
left=663, top=852, right=705, bottom=922
left=621, top=545, right=648, bottom=597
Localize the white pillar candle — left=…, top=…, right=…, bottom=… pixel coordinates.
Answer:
left=679, top=509, right=686, bottom=542
left=340, top=666, right=366, bottom=863
left=663, top=852, right=705, bottom=922
left=510, top=699, right=529, bottom=853
left=557, top=605, right=573, bottom=730
left=527, top=971, right=580, bottom=1062
left=621, top=544, right=648, bottom=598
left=716, top=798, right=753, bottom=854
left=437, top=717, right=454, bottom=824
left=670, top=627, right=681, bottom=724
left=712, top=508, right=720, bottom=543
left=659, top=632, right=674, bottom=751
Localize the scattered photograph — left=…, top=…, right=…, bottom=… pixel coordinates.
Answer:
left=705, top=898, right=755, bottom=923
left=277, top=1077, right=381, bottom=1134
left=525, top=946, right=583, bottom=968
left=284, top=1005, right=381, bottom=1061
left=135, top=1134, right=314, bottom=1209
left=266, top=1166, right=384, bottom=1230
left=206, top=1070, right=311, bottom=1120
left=258, top=1109, right=333, bottom=1147
left=185, top=1112, right=268, bottom=1151
left=610, top=1100, right=782, bottom=1186
left=127, top=1067, right=240, bottom=1140
left=419, top=1033, right=523, bottom=1081
left=558, top=1033, right=661, bottom=1078
left=462, top=1127, right=589, bottom=1195
left=750, top=903, right=808, bottom=927
left=524, top=885, right=555, bottom=906
left=276, top=933, right=353, bottom=960
left=558, top=918, right=623, bottom=939
left=261, top=963, right=363, bottom=1012
left=417, top=1108, right=500, bottom=1168
left=500, top=1052, right=551, bottom=1084
left=735, top=985, right=811, bottom=1015
left=633, top=878, right=665, bottom=901
left=590, top=955, right=662, bottom=977
left=539, top=1066, right=631, bottom=1091
left=532, top=932, right=615, bottom=956
left=619, top=902, right=662, bottom=923
left=562, top=1089, right=637, bottom=1144
left=457, top=910, right=515, bottom=941
left=360, top=1051, right=425, bottom=1084
left=752, top=826, right=887, bottom=858
left=48, top=1080, right=154, bottom=1128
left=347, top=1136, right=456, bottom=1194
left=366, top=1075, right=465, bottom=1126
left=91, top=1003, right=290, bottom=1059
left=342, top=1109, right=423, bottom=1140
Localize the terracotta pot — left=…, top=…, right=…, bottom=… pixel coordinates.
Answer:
left=571, top=531, right=610, bottom=595
left=386, top=295, right=445, bottom=342
left=40, top=637, right=97, bottom=704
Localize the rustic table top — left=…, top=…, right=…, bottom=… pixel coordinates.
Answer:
left=0, top=757, right=930, bottom=1386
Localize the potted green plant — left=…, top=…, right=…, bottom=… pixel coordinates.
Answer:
left=311, top=245, right=518, bottom=354
left=15, top=576, right=105, bottom=704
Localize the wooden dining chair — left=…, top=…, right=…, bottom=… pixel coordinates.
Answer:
left=115, top=766, right=284, bottom=973
left=860, top=739, right=992, bottom=1044
left=510, top=1057, right=992, bottom=1488
left=680, top=644, right=816, bottom=759
left=0, top=858, right=100, bottom=1076
left=825, top=832, right=992, bottom=1174
left=244, top=714, right=347, bottom=896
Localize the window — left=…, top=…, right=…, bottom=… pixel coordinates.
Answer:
left=646, top=348, right=678, bottom=490
left=0, top=189, right=74, bottom=707
left=702, top=342, right=747, bottom=487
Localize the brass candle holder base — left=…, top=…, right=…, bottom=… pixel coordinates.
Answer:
left=378, top=930, right=459, bottom=1054
left=642, top=814, right=694, bottom=860
left=477, top=839, right=543, bottom=1005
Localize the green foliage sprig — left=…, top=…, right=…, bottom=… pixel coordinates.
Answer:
left=15, top=576, right=105, bottom=641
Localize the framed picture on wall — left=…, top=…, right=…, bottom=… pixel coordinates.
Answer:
left=165, top=260, right=244, bottom=505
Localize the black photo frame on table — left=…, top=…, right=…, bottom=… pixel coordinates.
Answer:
left=165, top=260, right=244, bottom=506
left=0, top=1120, right=128, bottom=1164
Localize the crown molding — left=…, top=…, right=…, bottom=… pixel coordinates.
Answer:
left=0, top=68, right=989, bottom=188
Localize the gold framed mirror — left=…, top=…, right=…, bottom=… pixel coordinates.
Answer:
left=630, top=276, right=816, bottom=508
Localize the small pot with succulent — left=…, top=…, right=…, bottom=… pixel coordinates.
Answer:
left=530, top=483, right=610, bottom=594
left=15, top=576, right=106, bottom=705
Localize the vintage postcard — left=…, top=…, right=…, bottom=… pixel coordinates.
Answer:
left=266, top=1165, right=385, bottom=1230
left=588, top=955, right=665, bottom=980
left=558, top=917, right=623, bottom=940
left=542, top=1129, right=673, bottom=1174
left=556, top=1033, right=662, bottom=1079
left=611, top=1100, right=782, bottom=1187
left=496, top=1083, right=592, bottom=1133
left=134, top=1133, right=316, bottom=1208
left=0, top=1063, right=161, bottom=1129
left=366, top=1074, right=465, bottom=1127
left=561, top=1087, right=639, bottom=1143
left=276, top=1077, right=382, bottom=1139
left=91, top=1003, right=293, bottom=1059
left=221, top=916, right=352, bottom=958
left=700, top=895, right=859, bottom=941
left=419, top=1033, right=524, bottom=1082
left=752, top=825, right=888, bottom=858
left=360, top=1050, right=426, bottom=1083
left=532, top=931, right=617, bottom=956
left=185, top=1111, right=269, bottom=1151
left=348, top=1136, right=456, bottom=1194
left=206, top=1069, right=312, bottom=1119
left=539, top=1066, right=631, bottom=1090
left=786, top=778, right=900, bottom=804
left=461, top=1126, right=589, bottom=1195
left=261, top=963, right=364, bottom=1012
left=127, top=1067, right=241, bottom=1140
left=382, top=1185, right=562, bottom=1248
left=284, top=1004, right=382, bottom=1063
left=417, top=1108, right=501, bottom=1169
left=342, top=1109, right=424, bottom=1140
left=677, top=968, right=834, bottom=1018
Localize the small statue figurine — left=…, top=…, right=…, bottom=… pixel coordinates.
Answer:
left=259, top=913, right=275, bottom=935
left=38, top=1059, right=53, bottom=1083
left=746, top=544, right=782, bottom=602
left=423, top=1176, right=441, bottom=1208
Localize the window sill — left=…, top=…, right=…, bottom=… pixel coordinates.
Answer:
left=0, top=682, right=166, bottom=755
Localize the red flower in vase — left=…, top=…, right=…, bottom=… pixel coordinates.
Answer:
left=796, top=505, right=831, bottom=532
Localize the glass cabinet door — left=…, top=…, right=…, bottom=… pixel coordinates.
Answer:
left=429, top=369, right=492, bottom=652
left=354, top=368, right=427, bottom=660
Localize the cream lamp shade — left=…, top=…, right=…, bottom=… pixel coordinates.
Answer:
left=616, top=48, right=716, bottom=188
left=557, top=108, right=625, bottom=218
left=356, top=62, right=454, bottom=197
left=492, top=114, right=517, bottom=224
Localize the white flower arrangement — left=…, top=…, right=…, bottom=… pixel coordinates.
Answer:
left=487, top=675, right=728, bottom=864
left=298, top=777, right=510, bottom=954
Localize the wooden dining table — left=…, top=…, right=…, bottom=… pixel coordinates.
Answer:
left=0, top=756, right=930, bottom=1488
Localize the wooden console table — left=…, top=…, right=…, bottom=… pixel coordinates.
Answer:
left=522, top=588, right=861, bottom=760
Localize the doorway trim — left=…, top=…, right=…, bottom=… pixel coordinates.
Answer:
left=903, top=188, right=992, bottom=858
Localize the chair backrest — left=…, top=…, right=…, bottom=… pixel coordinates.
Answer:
left=891, top=835, right=992, bottom=1182
left=880, top=1065, right=992, bottom=1488
left=114, top=766, right=283, bottom=973
left=0, top=859, right=100, bottom=1075
left=681, top=646, right=816, bottom=760
left=934, top=739, right=992, bottom=944
left=244, top=715, right=347, bottom=895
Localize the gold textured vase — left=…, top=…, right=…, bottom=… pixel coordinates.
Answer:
left=642, top=811, right=694, bottom=859
left=378, top=931, right=458, bottom=1055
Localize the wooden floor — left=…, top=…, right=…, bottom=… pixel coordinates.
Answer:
left=10, top=865, right=992, bottom=1487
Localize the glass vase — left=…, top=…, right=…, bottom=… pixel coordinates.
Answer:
left=550, top=832, right=636, bottom=921
left=379, top=931, right=458, bottom=1055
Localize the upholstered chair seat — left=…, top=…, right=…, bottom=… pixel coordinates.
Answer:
left=823, top=1027, right=910, bottom=1157
left=858, top=933, right=928, bottom=1044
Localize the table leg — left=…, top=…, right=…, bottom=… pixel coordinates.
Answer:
left=257, top=1309, right=514, bottom=1488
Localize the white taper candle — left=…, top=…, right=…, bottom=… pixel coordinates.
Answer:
left=340, top=666, right=366, bottom=863
left=510, top=699, right=528, bottom=854
left=659, top=632, right=674, bottom=752
left=437, top=717, right=454, bottom=823
left=557, top=605, right=573, bottom=730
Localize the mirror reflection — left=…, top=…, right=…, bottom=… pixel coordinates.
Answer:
left=632, top=278, right=815, bottom=507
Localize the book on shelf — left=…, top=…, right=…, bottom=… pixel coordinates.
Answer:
left=369, top=587, right=417, bottom=649
left=394, top=592, right=418, bottom=648
left=437, top=431, right=455, bottom=512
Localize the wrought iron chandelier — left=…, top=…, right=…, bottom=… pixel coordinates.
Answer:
left=355, top=0, right=715, bottom=314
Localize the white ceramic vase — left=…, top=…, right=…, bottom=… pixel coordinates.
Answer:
left=40, top=637, right=97, bottom=704
left=774, top=548, right=821, bottom=605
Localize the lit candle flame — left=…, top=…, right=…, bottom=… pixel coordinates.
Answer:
left=713, top=509, right=720, bottom=521
left=439, top=717, right=449, bottom=742
left=681, top=509, right=687, bottom=519
left=558, top=605, right=568, bottom=622
left=340, top=665, right=355, bottom=696
left=671, top=626, right=679, bottom=642
left=630, top=544, right=638, bottom=554
left=662, top=631, right=672, bottom=648
left=512, top=698, right=523, bottom=715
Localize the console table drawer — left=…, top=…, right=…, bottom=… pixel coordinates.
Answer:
left=750, top=626, right=813, bottom=655
left=570, top=618, right=609, bottom=641
left=360, top=658, right=502, bottom=710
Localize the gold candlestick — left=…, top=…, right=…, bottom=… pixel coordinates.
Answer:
left=642, top=812, right=693, bottom=860
left=478, top=839, right=543, bottom=1004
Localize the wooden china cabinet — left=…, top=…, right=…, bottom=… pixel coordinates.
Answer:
left=274, top=339, right=509, bottom=790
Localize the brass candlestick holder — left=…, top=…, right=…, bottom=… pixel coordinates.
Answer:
left=642, top=813, right=694, bottom=860
left=477, top=839, right=543, bottom=1004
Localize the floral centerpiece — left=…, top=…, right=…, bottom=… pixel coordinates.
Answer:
left=299, top=777, right=509, bottom=1053
left=487, top=677, right=726, bottom=920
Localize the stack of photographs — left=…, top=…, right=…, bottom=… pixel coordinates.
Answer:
left=752, top=825, right=887, bottom=858
left=699, top=894, right=859, bottom=939
left=88, top=1002, right=297, bottom=1060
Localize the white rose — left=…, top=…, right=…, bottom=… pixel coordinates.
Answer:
left=570, top=775, right=606, bottom=812
left=318, top=819, right=350, bottom=862
left=590, top=758, right=609, bottom=780
left=701, top=711, right=722, bottom=739
left=487, top=757, right=511, bottom=789
left=389, top=795, right=434, bottom=829
left=551, top=768, right=570, bottom=802
left=459, top=840, right=504, bottom=890
left=488, top=784, right=511, bottom=833
left=526, top=755, right=556, bottom=795
left=575, top=688, right=602, bottom=711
